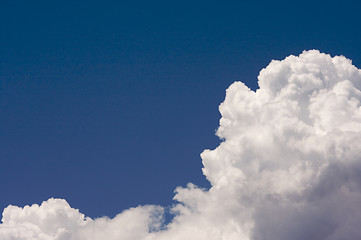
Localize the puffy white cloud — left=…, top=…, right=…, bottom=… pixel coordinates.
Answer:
left=0, top=198, right=163, bottom=240
left=2, top=50, right=361, bottom=240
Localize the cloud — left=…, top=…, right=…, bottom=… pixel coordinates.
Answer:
left=2, top=50, right=361, bottom=239
left=0, top=198, right=163, bottom=240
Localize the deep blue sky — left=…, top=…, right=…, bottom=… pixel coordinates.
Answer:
left=1, top=0, right=361, bottom=218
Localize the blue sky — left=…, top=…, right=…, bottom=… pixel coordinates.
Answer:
left=1, top=0, right=361, bottom=219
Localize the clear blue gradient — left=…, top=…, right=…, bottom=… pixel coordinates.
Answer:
left=1, top=0, right=361, bottom=218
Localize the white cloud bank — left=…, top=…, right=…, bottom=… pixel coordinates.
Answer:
left=2, top=50, right=361, bottom=240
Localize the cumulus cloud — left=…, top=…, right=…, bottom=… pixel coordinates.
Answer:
left=0, top=198, right=163, bottom=240
left=2, top=50, right=361, bottom=240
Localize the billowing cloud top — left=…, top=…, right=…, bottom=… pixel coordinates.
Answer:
left=2, top=50, right=361, bottom=240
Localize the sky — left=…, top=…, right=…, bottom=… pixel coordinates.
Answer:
left=1, top=1, right=361, bottom=239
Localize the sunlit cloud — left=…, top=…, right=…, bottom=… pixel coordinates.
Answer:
left=2, top=50, right=361, bottom=240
